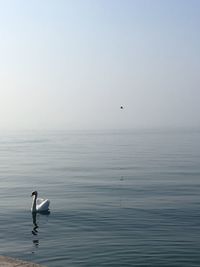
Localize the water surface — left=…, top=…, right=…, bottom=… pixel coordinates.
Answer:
left=0, top=129, right=200, bottom=266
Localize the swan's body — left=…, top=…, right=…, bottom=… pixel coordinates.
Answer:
left=31, top=191, right=50, bottom=213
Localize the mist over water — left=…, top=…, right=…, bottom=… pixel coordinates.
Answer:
left=0, top=129, right=200, bottom=266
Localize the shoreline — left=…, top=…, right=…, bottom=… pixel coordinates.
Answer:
left=0, top=256, right=46, bottom=267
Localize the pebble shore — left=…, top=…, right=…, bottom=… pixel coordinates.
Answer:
left=0, top=256, right=46, bottom=267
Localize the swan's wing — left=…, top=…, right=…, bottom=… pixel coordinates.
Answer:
left=36, top=198, right=45, bottom=205
left=36, top=198, right=50, bottom=212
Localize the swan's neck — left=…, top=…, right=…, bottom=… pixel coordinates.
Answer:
left=31, top=195, right=37, bottom=212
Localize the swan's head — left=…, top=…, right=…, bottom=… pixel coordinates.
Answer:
left=31, top=191, right=38, bottom=197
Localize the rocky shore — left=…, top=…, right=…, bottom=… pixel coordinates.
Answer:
left=0, top=256, right=46, bottom=267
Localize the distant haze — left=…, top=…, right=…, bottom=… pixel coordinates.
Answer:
left=0, top=0, right=200, bottom=130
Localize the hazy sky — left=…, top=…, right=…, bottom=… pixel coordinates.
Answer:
left=0, top=0, right=200, bottom=130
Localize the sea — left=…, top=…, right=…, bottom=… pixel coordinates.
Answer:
left=0, top=128, right=200, bottom=267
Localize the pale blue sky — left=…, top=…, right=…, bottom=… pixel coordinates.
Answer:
left=0, top=0, right=200, bottom=130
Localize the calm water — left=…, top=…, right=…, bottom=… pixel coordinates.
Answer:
left=0, top=129, right=200, bottom=266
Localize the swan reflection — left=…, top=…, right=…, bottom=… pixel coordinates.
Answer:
left=31, top=211, right=50, bottom=237
left=32, top=212, right=38, bottom=236
left=31, top=212, right=39, bottom=250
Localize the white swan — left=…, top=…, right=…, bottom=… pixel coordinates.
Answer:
left=31, top=191, right=50, bottom=213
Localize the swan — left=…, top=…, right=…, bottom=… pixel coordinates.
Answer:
left=31, top=191, right=50, bottom=213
